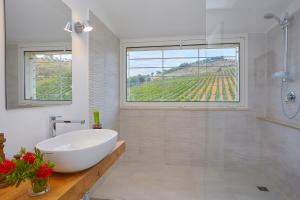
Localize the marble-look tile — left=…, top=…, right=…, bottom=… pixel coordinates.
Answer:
left=91, top=162, right=292, bottom=200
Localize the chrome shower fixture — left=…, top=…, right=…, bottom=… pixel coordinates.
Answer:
left=286, top=91, right=296, bottom=103
left=264, top=13, right=290, bottom=28
left=264, top=13, right=282, bottom=23
left=272, top=71, right=289, bottom=79
left=264, top=12, right=291, bottom=81
left=264, top=12, right=300, bottom=119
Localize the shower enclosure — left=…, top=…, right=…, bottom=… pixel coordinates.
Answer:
left=91, top=1, right=300, bottom=200
left=264, top=12, right=300, bottom=119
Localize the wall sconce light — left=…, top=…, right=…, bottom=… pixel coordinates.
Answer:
left=64, top=21, right=93, bottom=34
left=64, top=22, right=72, bottom=33
left=74, top=20, right=93, bottom=33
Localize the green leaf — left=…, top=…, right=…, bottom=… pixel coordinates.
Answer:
left=48, top=161, right=55, bottom=168
left=20, top=147, right=26, bottom=154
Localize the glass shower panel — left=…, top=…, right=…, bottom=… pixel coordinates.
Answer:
left=201, top=0, right=300, bottom=199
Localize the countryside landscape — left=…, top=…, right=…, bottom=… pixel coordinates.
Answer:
left=27, top=52, right=72, bottom=101
left=127, top=56, right=239, bottom=102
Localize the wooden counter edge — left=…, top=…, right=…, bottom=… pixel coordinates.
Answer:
left=0, top=141, right=126, bottom=200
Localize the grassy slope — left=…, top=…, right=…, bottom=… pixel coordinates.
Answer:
left=35, top=62, right=72, bottom=101
left=128, top=67, right=238, bottom=102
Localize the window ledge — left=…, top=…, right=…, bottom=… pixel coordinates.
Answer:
left=19, top=100, right=72, bottom=107
left=120, top=105, right=249, bottom=111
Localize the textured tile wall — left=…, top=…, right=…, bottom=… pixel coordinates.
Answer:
left=89, top=12, right=120, bottom=131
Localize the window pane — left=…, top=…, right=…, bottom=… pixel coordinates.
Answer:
left=128, top=50, right=162, bottom=59
left=24, top=51, right=72, bottom=101
left=164, top=58, right=199, bottom=68
left=164, top=49, right=198, bottom=58
left=162, top=68, right=199, bottom=77
left=126, top=44, right=239, bottom=102
left=201, top=48, right=238, bottom=57
left=127, top=68, right=162, bottom=77
left=128, top=59, right=162, bottom=68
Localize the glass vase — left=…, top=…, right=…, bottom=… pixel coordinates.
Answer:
left=28, top=177, right=50, bottom=196
left=0, top=174, right=9, bottom=188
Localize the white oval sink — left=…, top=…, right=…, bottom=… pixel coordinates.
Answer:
left=36, top=129, right=118, bottom=173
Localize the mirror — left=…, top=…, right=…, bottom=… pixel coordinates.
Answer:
left=5, top=0, right=72, bottom=109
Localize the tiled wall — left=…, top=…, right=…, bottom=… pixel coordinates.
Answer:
left=259, top=121, right=300, bottom=200
left=120, top=109, right=259, bottom=168
left=259, top=8, right=300, bottom=199
left=89, top=12, right=120, bottom=131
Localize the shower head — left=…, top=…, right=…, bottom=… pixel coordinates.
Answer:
left=264, top=13, right=275, bottom=19
left=264, top=13, right=282, bottom=24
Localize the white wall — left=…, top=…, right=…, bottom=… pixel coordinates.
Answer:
left=0, top=0, right=90, bottom=157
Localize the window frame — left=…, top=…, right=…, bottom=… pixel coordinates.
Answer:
left=120, top=35, right=248, bottom=110
left=17, top=43, right=72, bottom=106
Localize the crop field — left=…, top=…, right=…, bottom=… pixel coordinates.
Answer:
left=127, top=68, right=239, bottom=102
left=35, top=61, right=72, bottom=101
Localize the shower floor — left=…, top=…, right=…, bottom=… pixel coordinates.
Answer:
left=91, top=161, right=290, bottom=200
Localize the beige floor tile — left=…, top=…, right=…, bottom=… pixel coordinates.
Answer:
left=91, top=162, right=292, bottom=200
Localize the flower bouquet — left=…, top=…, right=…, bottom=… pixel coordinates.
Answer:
left=0, top=147, right=55, bottom=196
left=0, top=159, right=16, bottom=188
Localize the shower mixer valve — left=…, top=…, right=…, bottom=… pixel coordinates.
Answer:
left=285, top=91, right=296, bottom=103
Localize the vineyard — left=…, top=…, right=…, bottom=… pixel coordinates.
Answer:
left=35, top=61, right=72, bottom=101
left=127, top=67, right=239, bottom=102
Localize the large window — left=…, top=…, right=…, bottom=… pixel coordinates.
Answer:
left=121, top=37, right=247, bottom=109
left=23, top=50, right=72, bottom=102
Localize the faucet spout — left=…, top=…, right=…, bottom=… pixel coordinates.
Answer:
left=54, top=120, right=85, bottom=125
left=50, top=116, right=85, bottom=137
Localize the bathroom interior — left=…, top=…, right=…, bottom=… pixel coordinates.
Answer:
left=0, top=0, right=300, bottom=199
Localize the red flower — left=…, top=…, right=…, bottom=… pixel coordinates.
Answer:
left=22, top=152, right=36, bottom=164
left=0, top=160, right=16, bottom=174
left=35, top=164, right=53, bottom=178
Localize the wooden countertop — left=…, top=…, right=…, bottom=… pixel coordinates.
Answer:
left=0, top=141, right=125, bottom=200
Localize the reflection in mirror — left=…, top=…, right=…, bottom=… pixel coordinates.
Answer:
left=5, top=0, right=72, bottom=109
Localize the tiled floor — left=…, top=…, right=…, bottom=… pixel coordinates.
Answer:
left=91, top=161, right=291, bottom=200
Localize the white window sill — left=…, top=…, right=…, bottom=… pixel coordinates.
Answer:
left=120, top=105, right=249, bottom=111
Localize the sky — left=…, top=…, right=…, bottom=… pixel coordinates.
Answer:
left=127, top=47, right=238, bottom=77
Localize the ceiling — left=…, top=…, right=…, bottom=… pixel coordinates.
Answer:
left=67, top=0, right=296, bottom=39
left=76, top=0, right=206, bottom=39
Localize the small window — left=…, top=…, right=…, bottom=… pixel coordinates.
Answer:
left=121, top=37, right=247, bottom=109
left=23, top=50, right=72, bottom=102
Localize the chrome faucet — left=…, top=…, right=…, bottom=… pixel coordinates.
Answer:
left=50, top=116, right=85, bottom=137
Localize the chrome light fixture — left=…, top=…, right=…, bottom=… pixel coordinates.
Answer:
left=64, top=22, right=72, bottom=33
left=83, top=21, right=93, bottom=32
left=74, top=20, right=93, bottom=33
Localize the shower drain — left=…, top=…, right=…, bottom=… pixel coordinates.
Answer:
left=256, top=186, right=269, bottom=192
